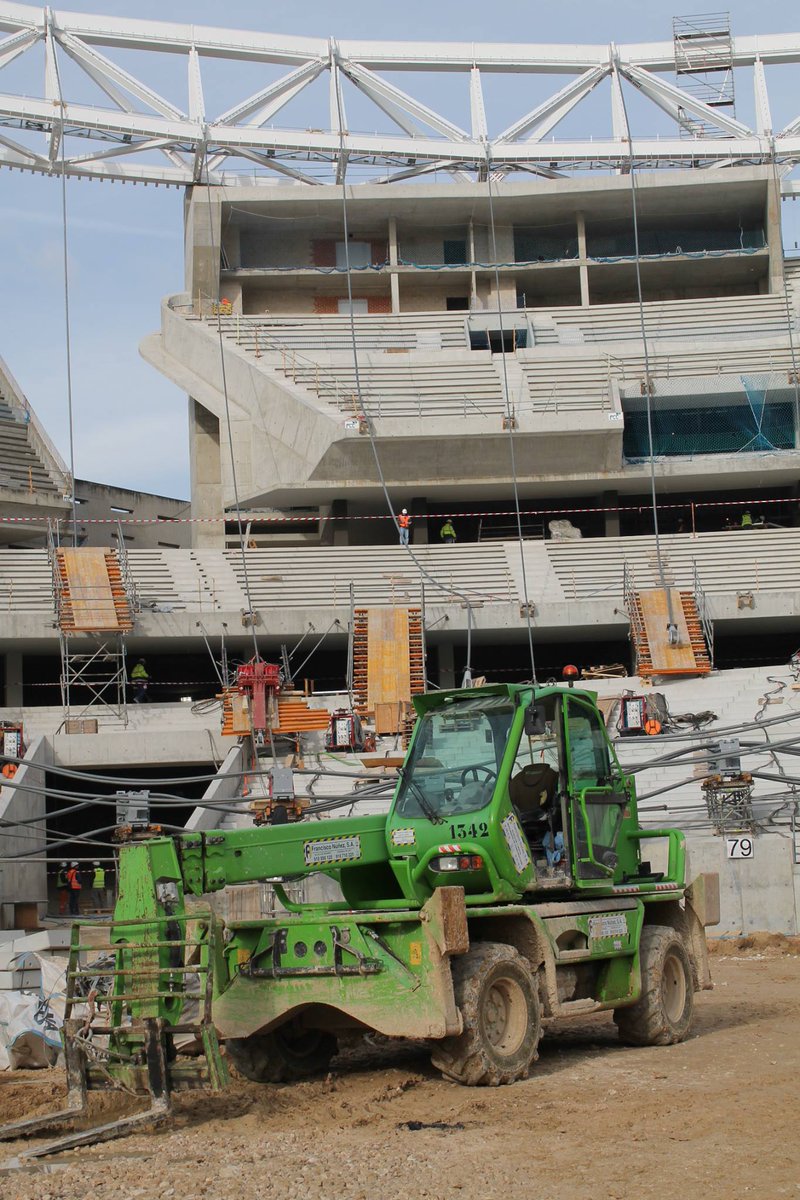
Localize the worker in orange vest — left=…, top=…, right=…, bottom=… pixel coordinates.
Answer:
left=398, top=508, right=411, bottom=546
left=65, top=862, right=82, bottom=916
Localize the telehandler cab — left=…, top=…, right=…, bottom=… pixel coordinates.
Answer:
left=0, top=684, right=718, bottom=1157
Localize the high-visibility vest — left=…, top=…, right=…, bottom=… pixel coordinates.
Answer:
left=398, top=513, right=411, bottom=529
left=66, top=868, right=81, bottom=890
left=56, top=869, right=68, bottom=888
left=93, top=867, right=106, bottom=888
left=131, top=664, right=149, bottom=680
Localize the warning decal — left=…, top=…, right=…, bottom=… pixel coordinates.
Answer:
left=501, top=812, right=531, bottom=874
left=303, top=835, right=362, bottom=866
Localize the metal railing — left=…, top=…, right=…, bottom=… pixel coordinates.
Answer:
left=692, top=559, right=715, bottom=669
left=622, top=561, right=647, bottom=676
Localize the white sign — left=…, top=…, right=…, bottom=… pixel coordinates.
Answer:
left=726, top=836, right=754, bottom=860
left=501, top=812, right=531, bottom=874
left=303, top=835, right=362, bottom=866
left=589, top=913, right=629, bottom=941
left=390, top=828, right=416, bottom=847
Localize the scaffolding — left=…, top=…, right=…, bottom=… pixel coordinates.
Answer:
left=673, top=12, right=736, bottom=136
left=48, top=524, right=137, bottom=727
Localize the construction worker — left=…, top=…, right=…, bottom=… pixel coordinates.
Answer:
left=91, top=861, right=106, bottom=913
left=440, top=518, right=457, bottom=544
left=741, top=509, right=754, bottom=529
left=56, top=861, right=69, bottom=915
left=398, top=508, right=411, bottom=546
left=131, top=658, right=149, bottom=703
left=65, top=862, right=82, bottom=916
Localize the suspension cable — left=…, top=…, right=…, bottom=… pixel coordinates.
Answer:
left=614, top=59, right=677, bottom=640
left=330, top=59, right=480, bottom=684
left=202, top=148, right=260, bottom=662
left=485, top=153, right=537, bottom=684
left=53, top=42, right=79, bottom=548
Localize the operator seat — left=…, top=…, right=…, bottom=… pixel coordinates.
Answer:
left=509, top=763, right=559, bottom=835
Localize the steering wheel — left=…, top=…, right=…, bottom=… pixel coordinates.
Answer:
left=459, top=765, right=497, bottom=786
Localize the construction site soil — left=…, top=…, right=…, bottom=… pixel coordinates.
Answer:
left=1, top=936, right=798, bottom=1200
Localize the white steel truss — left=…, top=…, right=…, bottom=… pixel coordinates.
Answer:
left=0, top=4, right=799, bottom=188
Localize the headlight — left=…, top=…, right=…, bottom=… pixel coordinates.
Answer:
left=429, top=854, right=484, bottom=872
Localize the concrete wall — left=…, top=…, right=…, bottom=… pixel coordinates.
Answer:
left=0, top=736, right=49, bottom=928
left=686, top=833, right=800, bottom=937
left=72, top=478, right=190, bottom=550
left=186, top=744, right=245, bottom=831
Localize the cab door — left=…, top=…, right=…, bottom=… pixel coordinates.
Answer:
left=564, top=697, right=628, bottom=886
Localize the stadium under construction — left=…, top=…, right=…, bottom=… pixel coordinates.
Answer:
left=0, top=5, right=800, bottom=955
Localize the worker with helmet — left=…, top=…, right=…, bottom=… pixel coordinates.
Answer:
left=398, top=508, right=411, bottom=546
left=91, top=861, right=107, bottom=913
left=65, top=861, right=82, bottom=916
left=56, top=861, right=69, bottom=915
left=131, top=658, right=149, bottom=703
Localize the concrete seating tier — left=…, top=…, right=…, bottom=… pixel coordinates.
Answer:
left=546, top=528, right=800, bottom=599
left=0, top=415, right=59, bottom=495
left=276, top=356, right=507, bottom=418
left=223, top=544, right=519, bottom=608
left=517, top=354, right=613, bottom=411
left=0, top=550, right=54, bottom=611
left=203, top=311, right=468, bottom=351
left=532, top=292, right=796, bottom=347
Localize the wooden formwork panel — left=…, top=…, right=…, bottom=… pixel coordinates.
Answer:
left=58, top=548, right=122, bottom=632
left=637, top=588, right=709, bottom=676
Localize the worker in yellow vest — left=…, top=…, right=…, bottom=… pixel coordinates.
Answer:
left=91, top=861, right=106, bottom=913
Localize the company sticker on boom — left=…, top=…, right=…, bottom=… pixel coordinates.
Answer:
left=303, top=835, right=362, bottom=866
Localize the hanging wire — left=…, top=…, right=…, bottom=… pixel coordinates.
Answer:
left=203, top=151, right=260, bottom=662
left=613, top=58, right=678, bottom=642
left=330, top=57, right=480, bottom=685
left=52, top=40, right=79, bottom=548
left=485, top=154, right=537, bottom=684
left=767, top=136, right=800, bottom=436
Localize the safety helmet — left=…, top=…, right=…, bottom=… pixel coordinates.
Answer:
left=59, top=861, right=67, bottom=868
left=70, top=861, right=78, bottom=867
left=401, top=508, right=408, bottom=515
left=93, top=861, right=100, bottom=867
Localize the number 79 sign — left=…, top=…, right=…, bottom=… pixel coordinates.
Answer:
left=726, top=837, right=754, bottom=859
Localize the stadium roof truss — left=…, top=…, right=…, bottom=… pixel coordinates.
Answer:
left=0, top=3, right=799, bottom=189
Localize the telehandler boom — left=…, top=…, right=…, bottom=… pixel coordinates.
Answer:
left=0, top=683, right=719, bottom=1157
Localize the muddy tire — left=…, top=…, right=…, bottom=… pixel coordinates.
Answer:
left=226, top=1025, right=338, bottom=1083
left=431, top=942, right=541, bottom=1087
left=614, top=925, right=694, bottom=1047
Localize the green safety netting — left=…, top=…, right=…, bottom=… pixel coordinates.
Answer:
left=623, top=375, right=796, bottom=459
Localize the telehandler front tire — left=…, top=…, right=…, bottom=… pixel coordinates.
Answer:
left=226, top=1025, right=338, bottom=1083
left=431, top=942, right=541, bottom=1087
left=614, top=924, right=694, bottom=1046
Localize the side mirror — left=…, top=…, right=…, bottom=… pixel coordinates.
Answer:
left=524, top=704, right=547, bottom=736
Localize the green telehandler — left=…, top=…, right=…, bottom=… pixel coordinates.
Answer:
left=0, top=683, right=719, bottom=1157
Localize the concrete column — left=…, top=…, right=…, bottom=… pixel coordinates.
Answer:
left=765, top=175, right=785, bottom=293
left=411, top=496, right=428, bottom=544
left=189, top=399, right=224, bottom=549
left=388, top=217, right=400, bottom=313
left=321, top=499, right=349, bottom=546
left=438, top=642, right=456, bottom=689
left=3, top=652, right=22, bottom=707
left=576, top=211, right=590, bottom=307
left=184, top=187, right=222, bottom=314
left=602, top=490, right=620, bottom=537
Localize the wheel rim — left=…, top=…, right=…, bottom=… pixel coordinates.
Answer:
left=661, top=951, right=687, bottom=1024
left=484, top=977, right=528, bottom=1056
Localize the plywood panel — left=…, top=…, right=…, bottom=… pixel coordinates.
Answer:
left=60, top=548, right=119, bottom=631
left=638, top=588, right=697, bottom=673
left=366, top=608, right=411, bottom=709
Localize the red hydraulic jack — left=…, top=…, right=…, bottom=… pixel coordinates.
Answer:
left=235, top=659, right=281, bottom=737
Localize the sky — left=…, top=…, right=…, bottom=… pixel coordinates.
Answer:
left=0, top=0, right=798, bottom=499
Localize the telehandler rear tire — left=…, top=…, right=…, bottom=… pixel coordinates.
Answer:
left=431, top=942, right=540, bottom=1087
left=614, top=924, right=694, bottom=1046
left=226, top=1026, right=338, bottom=1083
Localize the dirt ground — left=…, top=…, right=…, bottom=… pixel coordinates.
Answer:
left=0, top=936, right=798, bottom=1200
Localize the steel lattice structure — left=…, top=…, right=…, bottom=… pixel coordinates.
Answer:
left=0, top=3, right=800, bottom=188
